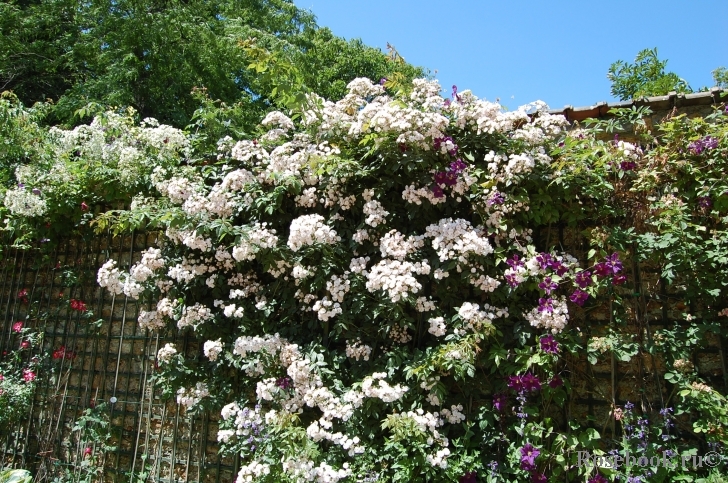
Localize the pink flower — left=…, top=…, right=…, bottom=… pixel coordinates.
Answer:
left=81, top=202, right=89, bottom=211
left=84, top=447, right=92, bottom=457
left=12, top=321, right=23, bottom=333
left=22, top=369, right=36, bottom=382
left=20, top=341, right=30, bottom=349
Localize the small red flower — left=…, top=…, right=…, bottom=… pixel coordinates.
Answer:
left=12, top=321, right=23, bottom=333
left=0, top=374, right=4, bottom=381
left=20, top=341, right=30, bottom=349
left=84, top=447, right=92, bottom=457
left=53, top=346, right=76, bottom=360
left=81, top=202, right=89, bottom=211
left=17, top=289, right=28, bottom=303
left=22, top=369, right=36, bottom=382
left=70, top=299, right=88, bottom=312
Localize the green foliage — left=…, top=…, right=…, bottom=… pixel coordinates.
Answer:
left=0, top=469, right=32, bottom=483
left=0, top=0, right=422, bottom=129
left=714, top=67, right=728, bottom=89
left=608, top=48, right=692, bottom=100
left=296, top=29, right=425, bottom=102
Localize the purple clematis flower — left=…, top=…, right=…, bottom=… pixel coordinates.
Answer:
left=505, top=272, right=520, bottom=288
left=507, top=254, right=524, bottom=269
left=548, top=374, right=564, bottom=388
left=569, top=289, right=589, bottom=306
left=432, top=184, right=445, bottom=198
left=531, top=473, right=547, bottom=483
left=605, top=252, right=623, bottom=274
left=520, top=443, right=540, bottom=471
left=450, top=159, right=467, bottom=172
left=538, top=297, right=554, bottom=313
left=612, top=274, right=627, bottom=285
left=538, top=277, right=558, bottom=295
left=487, top=191, right=505, bottom=206
left=540, top=335, right=559, bottom=354
left=620, top=160, right=637, bottom=171
left=536, top=253, right=553, bottom=270
left=507, top=375, right=524, bottom=392
left=521, top=373, right=541, bottom=392
left=459, top=472, right=477, bottom=483
left=575, top=270, right=592, bottom=288
left=698, top=196, right=712, bottom=208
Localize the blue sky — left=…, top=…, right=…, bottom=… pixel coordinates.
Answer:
left=293, top=0, right=727, bottom=111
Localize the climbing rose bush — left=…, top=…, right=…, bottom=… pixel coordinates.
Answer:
left=91, top=78, right=728, bottom=482
left=94, top=77, right=605, bottom=481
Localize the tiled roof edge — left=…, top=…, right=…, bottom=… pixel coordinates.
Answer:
left=549, top=88, right=727, bottom=122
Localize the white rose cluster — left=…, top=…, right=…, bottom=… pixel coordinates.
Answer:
left=235, top=462, right=271, bottom=483
left=345, top=339, right=372, bottom=361
left=176, top=382, right=209, bottom=408
left=232, top=223, right=278, bottom=261
left=156, top=343, right=177, bottom=364
left=525, top=296, right=569, bottom=334
left=424, top=218, right=493, bottom=263
left=281, top=458, right=350, bottom=483
left=428, top=317, right=447, bottom=337
left=361, top=372, right=409, bottom=402
left=312, top=297, right=342, bottom=321
left=379, top=230, right=424, bottom=260
left=365, top=259, right=431, bottom=302
left=97, top=260, right=125, bottom=295
left=203, top=339, right=223, bottom=361
left=287, top=214, right=340, bottom=251
left=178, top=303, right=213, bottom=330
left=4, top=187, right=47, bottom=217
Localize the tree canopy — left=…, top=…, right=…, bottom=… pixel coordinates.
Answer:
left=0, top=0, right=424, bottom=128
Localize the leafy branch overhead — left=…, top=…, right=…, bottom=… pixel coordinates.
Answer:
left=608, top=47, right=693, bottom=100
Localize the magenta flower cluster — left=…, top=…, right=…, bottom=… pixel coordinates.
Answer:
left=432, top=158, right=468, bottom=198
left=508, top=373, right=542, bottom=393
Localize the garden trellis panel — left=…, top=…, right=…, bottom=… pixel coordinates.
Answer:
left=0, top=233, right=236, bottom=482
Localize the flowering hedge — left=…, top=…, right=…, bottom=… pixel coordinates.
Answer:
left=3, top=79, right=728, bottom=482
